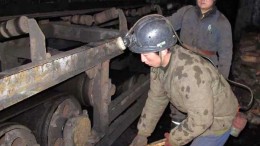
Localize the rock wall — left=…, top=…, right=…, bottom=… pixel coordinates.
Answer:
left=234, top=0, right=260, bottom=41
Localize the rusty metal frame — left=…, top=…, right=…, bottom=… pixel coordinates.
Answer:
left=100, top=78, right=149, bottom=146
left=88, top=68, right=150, bottom=146
left=88, top=61, right=111, bottom=137
left=109, top=76, right=150, bottom=122
left=97, top=89, right=149, bottom=146
left=0, top=5, right=159, bottom=145
left=0, top=37, right=125, bottom=111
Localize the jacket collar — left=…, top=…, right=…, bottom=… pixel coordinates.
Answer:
left=195, top=5, right=217, bottom=19
left=159, top=47, right=175, bottom=72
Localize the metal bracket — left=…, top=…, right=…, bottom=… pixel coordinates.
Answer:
left=0, top=16, right=47, bottom=63
left=118, top=9, right=128, bottom=36
left=28, top=19, right=47, bottom=62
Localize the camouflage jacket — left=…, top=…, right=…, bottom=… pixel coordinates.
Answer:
left=167, top=5, right=233, bottom=78
left=137, top=45, right=238, bottom=146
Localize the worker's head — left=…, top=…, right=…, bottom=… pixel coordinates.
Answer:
left=197, top=0, right=216, bottom=13
left=125, top=14, right=177, bottom=67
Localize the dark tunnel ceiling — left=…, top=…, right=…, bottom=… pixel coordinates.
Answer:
left=0, top=0, right=256, bottom=32
left=0, top=0, right=240, bottom=17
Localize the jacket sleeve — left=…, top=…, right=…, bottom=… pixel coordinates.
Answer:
left=169, top=66, right=214, bottom=146
left=137, top=68, right=169, bottom=137
left=166, top=5, right=193, bottom=31
left=217, top=15, right=233, bottom=79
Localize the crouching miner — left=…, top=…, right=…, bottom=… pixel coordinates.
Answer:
left=126, top=15, right=238, bottom=146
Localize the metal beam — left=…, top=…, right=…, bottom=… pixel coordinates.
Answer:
left=1, top=38, right=30, bottom=59
left=96, top=93, right=148, bottom=146
left=109, top=76, right=150, bottom=122
left=0, top=8, right=106, bottom=22
left=0, top=2, right=146, bottom=22
left=0, top=37, right=125, bottom=111
left=28, top=19, right=47, bottom=62
left=41, top=23, right=120, bottom=43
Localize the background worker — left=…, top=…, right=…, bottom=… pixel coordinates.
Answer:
left=126, top=14, right=238, bottom=146
left=167, top=0, right=232, bottom=79
left=166, top=0, right=233, bottom=127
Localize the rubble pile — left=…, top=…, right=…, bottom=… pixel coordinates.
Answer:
left=232, top=31, right=260, bottom=124
left=233, top=31, right=260, bottom=86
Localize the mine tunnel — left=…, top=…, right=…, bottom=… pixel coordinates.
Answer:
left=0, top=0, right=259, bottom=146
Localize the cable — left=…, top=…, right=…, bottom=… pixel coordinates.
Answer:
left=227, top=79, right=254, bottom=111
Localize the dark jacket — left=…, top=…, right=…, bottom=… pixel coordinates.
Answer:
left=167, top=5, right=233, bottom=78
left=137, top=45, right=238, bottom=146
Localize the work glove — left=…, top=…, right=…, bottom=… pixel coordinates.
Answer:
left=164, top=133, right=172, bottom=146
left=129, top=134, right=148, bottom=146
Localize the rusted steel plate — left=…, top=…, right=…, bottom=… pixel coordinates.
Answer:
left=0, top=37, right=125, bottom=111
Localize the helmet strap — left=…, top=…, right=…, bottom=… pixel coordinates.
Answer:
left=159, top=51, right=164, bottom=67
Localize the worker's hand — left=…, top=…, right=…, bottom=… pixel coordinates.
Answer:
left=129, top=134, right=148, bottom=146
left=230, top=112, right=247, bottom=137
left=164, top=133, right=172, bottom=146
left=233, top=112, right=247, bottom=129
